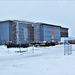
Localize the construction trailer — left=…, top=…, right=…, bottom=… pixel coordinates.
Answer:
left=0, top=20, right=68, bottom=45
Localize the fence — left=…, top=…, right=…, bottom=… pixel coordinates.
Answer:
left=64, top=40, right=72, bottom=55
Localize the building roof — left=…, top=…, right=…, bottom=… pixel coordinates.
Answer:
left=0, top=20, right=34, bottom=24
left=35, top=22, right=61, bottom=27
left=0, top=20, right=68, bottom=29
left=61, top=27, right=69, bottom=29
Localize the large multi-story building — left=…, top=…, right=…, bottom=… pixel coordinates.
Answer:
left=0, top=20, right=32, bottom=44
left=0, top=20, right=68, bottom=45
left=33, top=23, right=61, bottom=42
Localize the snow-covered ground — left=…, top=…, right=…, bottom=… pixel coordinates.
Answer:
left=0, top=45, right=75, bottom=75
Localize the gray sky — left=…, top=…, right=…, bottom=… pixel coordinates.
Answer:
left=0, top=0, right=75, bottom=38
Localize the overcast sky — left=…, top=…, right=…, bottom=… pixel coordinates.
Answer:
left=0, top=0, right=75, bottom=38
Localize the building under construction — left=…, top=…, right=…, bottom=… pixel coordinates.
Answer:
left=0, top=20, right=68, bottom=45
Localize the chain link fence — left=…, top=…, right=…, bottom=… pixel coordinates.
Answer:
left=64, top=40, right=72, bottom=55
